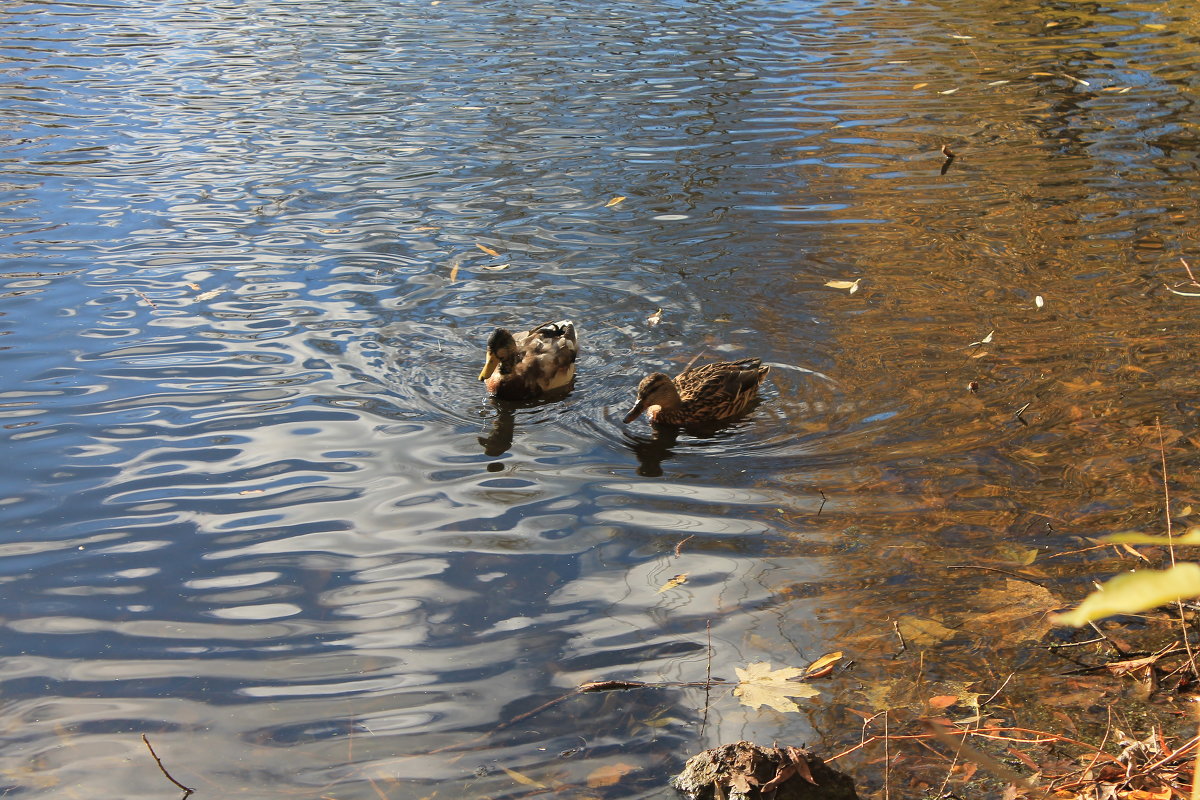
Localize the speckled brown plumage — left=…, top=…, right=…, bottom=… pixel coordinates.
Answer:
left=478, top=320, right=577, bottom=401
left=623, top=358, right=769, bottom=425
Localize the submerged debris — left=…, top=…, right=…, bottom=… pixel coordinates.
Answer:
left=671, top=741, right=859, bottom=800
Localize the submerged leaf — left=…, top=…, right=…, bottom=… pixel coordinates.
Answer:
left=501, top=766, right=546, bottom=788
left=1054, top=563, right=1200, bottom=627
left=733, top=662, right=820, bottom=712
left=587, top=762, right=637, bottom=788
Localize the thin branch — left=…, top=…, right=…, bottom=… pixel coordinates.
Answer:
left=141, top=734, right=194, bottom=796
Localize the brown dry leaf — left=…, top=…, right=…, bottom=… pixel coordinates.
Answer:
left=657, top=573, right=688, bottom=593
left=896, top=615, right=957, bottom=646
left=586, top=762, right=637, bottom=788
left=449, top=264, right=460, bottom=282
left=479, top=263, right=509, bottom=271
left=803, top=651, right=843, bottom=678
left=605, top=196, right=626, bottom=208
left=187, top=283, right=201, bottom=290
left=647, top=308, right=663, bottom=327
left=972, top=579, right=1059, bottom=642
left=913, top=82, right=929, bottom=89
left=733, top=662, right=820, bottom=712
left=476, top=243, right=501, bottom=257
left=501, top=766, right=545, bottom=788
left=928, top=695, right=960, bottom=710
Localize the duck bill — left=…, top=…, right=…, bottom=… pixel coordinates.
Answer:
left=622, top=400, right=647, bottom=424
left=478, top=353, right=500, bottom=381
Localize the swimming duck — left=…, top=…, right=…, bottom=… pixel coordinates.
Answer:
left=478, top=320, right=578, bottom=400
left=623, top=358, right=770, bottom=425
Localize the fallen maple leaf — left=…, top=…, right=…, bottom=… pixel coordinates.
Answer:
left=733, top=662, right=820, bottom=712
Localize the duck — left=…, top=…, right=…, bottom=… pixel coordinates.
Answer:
left=478, top=320, right=578, bottom=400
left=623, top=358, right=770, bottom=426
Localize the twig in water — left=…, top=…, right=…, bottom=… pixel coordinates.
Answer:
left=141, top=734, right=194, bottom=796
left=892, top=619, right=908, bottom=658
left=1157, top=417, right=1199, bottom=681
left=980, top=672, right=1015, bottom=706
left=674, top=534, right=694, bottom=557
left=702, top=620, right=713, bottom=739
left=816, top=489, right=828, bottom=518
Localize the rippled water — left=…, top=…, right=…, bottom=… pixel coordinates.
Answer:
left=2, top=0, right=1199, bottom=796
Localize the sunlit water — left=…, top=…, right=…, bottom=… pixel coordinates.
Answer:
left=2, top=0, right=1198, bottom=796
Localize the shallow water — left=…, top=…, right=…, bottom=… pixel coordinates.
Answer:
left=2, top=0, right=1199, bottom=797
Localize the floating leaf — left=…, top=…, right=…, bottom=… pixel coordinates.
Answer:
left=804, top=651, right=843, bottom=678
left=968, top=330, right=994, bottom=347
left=1059, top=72, right=1090, bottom=86
left=1143, top=23, right=1167, bottom=30
left=605, top=196, right=626, bottom=207
left=479, top=263, right=509, bottom=271
left=195, top=288, right=223, bottom=302
left=587, top=763, right=637, bottom=788
left=476, top=243, right=501, bottom=257
left=733, top=662, right=820, bottom=712
left=825, top=278, right=861, bottom=293
left=987, top=79, right=1011, bottom=86
left=948, top=34, right=974, bottom=40
left=913, top=82, right=929, bottom=90
left=449, top=264, right=460, bottom=282
left=1035, top=295, right=1044, bottom=308
left=647, top=308, right=663, bottom=326
left=939, top=87, right=961, bottom=95
left=1054, top=563, right=1200, bottom=627
left=1165, top=285, right=1200, bottom=297
left=657, top=573, right=688, bottom=593
left=187, top=283, right=201, bottom=290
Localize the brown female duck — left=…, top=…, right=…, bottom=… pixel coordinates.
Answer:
left=478, top=320, right=578, bottom=400
left=623, top=358, right=770, bottom=425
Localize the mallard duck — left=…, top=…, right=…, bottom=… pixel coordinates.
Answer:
left=478, top=320, right=578, bottom=400
left=623, top=358, right=769, bottom=425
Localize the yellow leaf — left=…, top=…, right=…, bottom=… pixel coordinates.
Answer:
left=476, top=243, right=501, bottom=257
left=913, top=82, right=928, bottom=90
left=733, top=662, right=820, bottom=712
left=804, top=651, right=843, bottom=677
left=657, top=573, right=688, bottom=593
left=824, top=278, right=861, bottom=292
left=605, top=196, right=626, bottom=207
left=1143, top=23, right=1167, bottom=30
left=449, top=264, right=459, bottom=282
left=939, top=87, right=960, bottom=95
left=587, top=762, right=637, bottom=788
left=968, top=330, right=994, bottom=346
left=1054, top=564, right=1200, bottom=627
left=501, top=767, right=545, bottom=788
